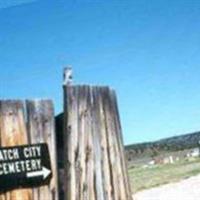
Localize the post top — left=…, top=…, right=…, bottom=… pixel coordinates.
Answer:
left=63, top=66, right=73, bottom=86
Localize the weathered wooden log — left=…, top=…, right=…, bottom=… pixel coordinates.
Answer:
left=0, top=101, right=32, bottom=200
left=63, top=85, right=132, bottom=200
left=0, top=100, right=58, bottom=200
left=26, top=100, right=59, bottom=200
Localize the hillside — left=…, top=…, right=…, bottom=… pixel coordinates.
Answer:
left=125, top=132, right=200, bottom=161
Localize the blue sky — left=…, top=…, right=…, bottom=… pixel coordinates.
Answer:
left=0, top=0, right=200, bottom=144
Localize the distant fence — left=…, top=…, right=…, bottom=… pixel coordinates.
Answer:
left=63, top=85, right=132, bottom=200
left=0, top=100, right=58, bottom=200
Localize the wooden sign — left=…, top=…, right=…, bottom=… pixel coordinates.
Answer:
left=0, top=100, right=58, bottom=200
left=0, top=143, right=52, bottom=192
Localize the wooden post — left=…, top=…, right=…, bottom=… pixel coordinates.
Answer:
left=0, top=100, right=59, bottom=200
left=63, top=85, right=132, bottom=200
left=26, top=100, right=59, bottom=200
left=0, top=101, right=32, bottom=200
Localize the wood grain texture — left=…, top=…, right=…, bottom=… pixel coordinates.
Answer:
left=63, top=86, right=132, bottom=200
left=26, top=100, right=58, bottom=200
left=0, top=100, right=58, bottom=200
left=0, top=101, right=32, bottom=200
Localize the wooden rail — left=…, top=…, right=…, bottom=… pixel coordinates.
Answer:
left=63, top=85, right=132, bottom=200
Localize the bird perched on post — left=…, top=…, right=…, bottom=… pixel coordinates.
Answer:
left=63, top=66, right=73, bottom=86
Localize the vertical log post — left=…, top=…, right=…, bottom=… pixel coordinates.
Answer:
left=0, top=100, right=59, bottom=200
left=26, top=100, right=59, bottom=200
left=0, top=101, right=32, bottom=200
left=63, top=82, right=132, bottom=199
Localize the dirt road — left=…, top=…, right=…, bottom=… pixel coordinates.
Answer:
left=134, top=174, right=200, bottom=200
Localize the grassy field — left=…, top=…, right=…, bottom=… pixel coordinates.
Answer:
left=128, top=158, right=200, bottom=193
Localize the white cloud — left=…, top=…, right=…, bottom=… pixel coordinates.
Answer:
left=0, top=0, right=38, bottom=9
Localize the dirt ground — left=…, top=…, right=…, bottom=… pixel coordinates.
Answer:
left=134, top=174, right=200, bottom=200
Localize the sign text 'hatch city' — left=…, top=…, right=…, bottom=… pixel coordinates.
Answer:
left=0, top=143, right=52, bottom=192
